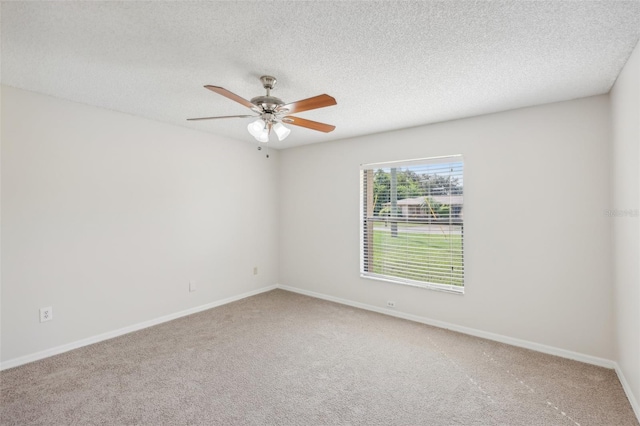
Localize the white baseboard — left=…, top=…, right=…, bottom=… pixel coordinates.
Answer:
left=615, top=362, right=640, bottom=422
left=0, top=285, right=277, bottom=371
left=276, top=284, right=616, bottom=369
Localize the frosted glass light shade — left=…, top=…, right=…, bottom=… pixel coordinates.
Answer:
left=273, top=122, right=291, bottom=141
left=247, top=119, right=265, bottom=138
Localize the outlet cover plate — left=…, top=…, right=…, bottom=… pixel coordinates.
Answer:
left=40, top=307, right=53, bottom=322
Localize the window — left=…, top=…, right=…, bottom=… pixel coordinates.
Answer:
left=360, top=155, right=464, bottom=293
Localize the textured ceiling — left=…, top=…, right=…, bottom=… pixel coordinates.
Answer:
left=2, top=1, right=640, bottom=149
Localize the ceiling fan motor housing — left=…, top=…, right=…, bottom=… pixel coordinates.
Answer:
left=250, top=95, right=285, bottom=113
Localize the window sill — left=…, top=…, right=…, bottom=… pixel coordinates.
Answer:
left=360, top=273, right=464, bottom=295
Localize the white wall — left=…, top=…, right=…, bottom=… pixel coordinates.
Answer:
left=611, top=42, right=640, bottom=411
left=1, top=86, right=279, bottom=363
left=279, top=95, right=614, bottom=360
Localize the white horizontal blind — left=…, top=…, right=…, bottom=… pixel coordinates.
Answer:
left=360, top=155, right=464, bottom=293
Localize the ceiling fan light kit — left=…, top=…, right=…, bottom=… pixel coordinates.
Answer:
left=188, top=75, right=336, bottom=143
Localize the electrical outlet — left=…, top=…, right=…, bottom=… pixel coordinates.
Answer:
left=189, top=280, right=196, bottom=292
left=40, top=307, right=53, bottom=322
left=253, top=267, right=258, bottom=276
left=386, top=301, right=396, bottom=308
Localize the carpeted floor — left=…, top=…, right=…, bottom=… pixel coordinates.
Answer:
left=1, top=289, right=637, bottom=425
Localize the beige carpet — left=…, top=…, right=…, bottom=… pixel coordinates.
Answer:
left=1, top=289, right=637, bottom=425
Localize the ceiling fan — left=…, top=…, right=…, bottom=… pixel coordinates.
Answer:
left=187, top=75, right=337, bottom=142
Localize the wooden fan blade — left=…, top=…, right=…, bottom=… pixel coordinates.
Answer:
left=280, top=94, right=336, bottom=114
left=204, top=85, right=255, bottom=109
left=283, top=116, right=335, bottom=133
left=187, top=115, right=255, bottom=121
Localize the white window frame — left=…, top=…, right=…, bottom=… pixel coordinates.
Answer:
left=360, top=155, right=464, bottom=294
